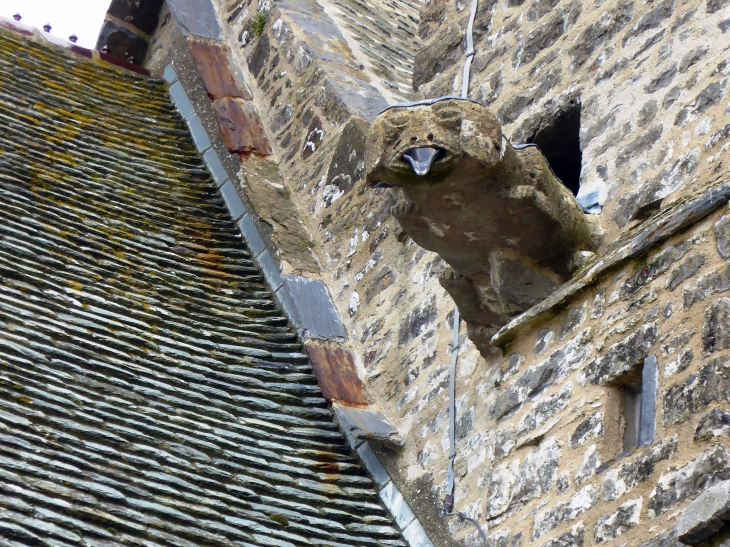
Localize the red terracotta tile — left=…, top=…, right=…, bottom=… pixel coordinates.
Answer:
left=305, top=341, right=368, bottom=405
left=212, top=97, right=272, bottom=155
left=188, top=38, right=252, bottom=99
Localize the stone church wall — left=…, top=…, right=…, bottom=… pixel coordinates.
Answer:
left=416, top=0, right=730, bottom=237
left=144, top=0, right=730, bottom=545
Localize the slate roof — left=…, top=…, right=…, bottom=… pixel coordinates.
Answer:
left=0, top=29, right=405, bottom=547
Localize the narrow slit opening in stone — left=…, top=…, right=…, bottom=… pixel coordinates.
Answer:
left=527, top=102, right=582, bottom=196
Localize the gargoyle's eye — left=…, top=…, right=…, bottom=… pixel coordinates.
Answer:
left=401, top=147, right=446, bottom=176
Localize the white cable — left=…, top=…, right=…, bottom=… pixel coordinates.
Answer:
left=461, top=0, right=479, bottom=98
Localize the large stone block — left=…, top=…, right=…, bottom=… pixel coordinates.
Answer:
left=694, top=407, right=730, bottom=441
left=613, top=149, right=700, bottom=227
left=398, top=295, right=438, bottom=347
left=321, top=117, right=369, bottom=210
left=639, top=531, right=683, bottom=547
left=485, top=438, right=561, bottom=518
left=594, top=498, right=642, bottom=543
left=532, top=485, right=598, bottom=540
left=412, top=24, right=464, bottom=91
left=517, top=382, right=572, bottom=438
left=538, top=523, right=585, bottom=547
left=703, top=297, right=730, bottom=354
left=622, top=0, right=674, bottom=45
left=601, top=437, right=678, bottom=501
left=513, top=1, right=581, bottom=67
left=497, top=66, right=562, bottom=125
left=493, top=330, right=592, bottom=420
left=676, top=480, right=730, bottom=545
left=666, top=254, right=706, bottom=291
left=575, top=445, right=601, bottom=486
left=619, top=239, right=695, bottom=298
left=569, top=412, right=604, bottom=448
left=648, top=446, right=730, bottom=517
left=583, top=322, right=657, bottom=385
left=236, top=157, right=318, bottom=273
left=683, top=266, right=730, bottom=309
left=714, top=213, right=730, bottom=259
left=315, top=75, right=389, bottom=124
left=663, top=356, right=730, bottom=426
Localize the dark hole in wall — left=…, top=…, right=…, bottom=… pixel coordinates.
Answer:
left=620, top=381, right=642, bottom=453
left=527, top=103, right=582, bottom=196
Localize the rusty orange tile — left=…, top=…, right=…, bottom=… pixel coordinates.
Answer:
left=305, top=341, right=368, bottom=405
left=212, top=97, right=272, bottom=155
left=188, top=38, right=252, bottom=99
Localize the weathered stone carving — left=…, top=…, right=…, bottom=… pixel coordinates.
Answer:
left=364, top=99, right=603, bottom=353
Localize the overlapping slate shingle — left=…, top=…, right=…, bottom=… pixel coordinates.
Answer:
left=0, top=29, right=404, bottom=547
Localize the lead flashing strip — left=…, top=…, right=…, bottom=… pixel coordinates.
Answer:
left=349, top=429, right=435, bottom=547
left=164, top=62, right=435, bottom=547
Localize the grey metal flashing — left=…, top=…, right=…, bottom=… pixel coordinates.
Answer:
left=356, top=443, right=391, bottom=488
left=169, top=81, right=195, bottom=119
left=274, top=283, right=302, bottom=331
left=338, top=419, right=435, bottom=547
left=381, top=481, right=417, bottom=529
left=203, top=147, right=229, bottom=187
left=237, top=214, right=267, bottom=258
left=402, top=521, right=437, bottom=547
left=219, top=179, right=247, bottom=221
left=256, top=250, right=284, bottom=292
left=162, top=64, right=178, bottom=84
left=185, top=113, right=212, bottom=152
left=164, top=63, right=435, bottom=547
left=167, top=0, right=224, bottom=40
left=282, top=274, right=347, bottom=340
left=638, top=354, right=658, bottom=447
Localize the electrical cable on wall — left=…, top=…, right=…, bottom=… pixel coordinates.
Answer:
left=436, top=0, right=488, bottom=541
left=440, top=307, right=488, bottom=542
left=461, top=0, right=478, bottom=99
left=376, top=0, right=581, bottom=541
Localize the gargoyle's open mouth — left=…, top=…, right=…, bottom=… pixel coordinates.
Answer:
left=401, top=147, right=446, bottom=176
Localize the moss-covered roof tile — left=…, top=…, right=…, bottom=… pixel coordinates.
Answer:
left=0, top=27, right=404, bottom=547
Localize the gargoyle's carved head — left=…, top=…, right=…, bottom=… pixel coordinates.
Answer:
left=363, top=98, right=604, bottom=355
left=365, top=100, right=503, bottom=188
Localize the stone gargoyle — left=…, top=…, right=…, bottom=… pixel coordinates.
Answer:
left=364, top=99, right=604, bottom=353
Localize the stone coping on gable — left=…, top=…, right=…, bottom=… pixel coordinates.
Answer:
left=163, top=60, right=435, bottom=547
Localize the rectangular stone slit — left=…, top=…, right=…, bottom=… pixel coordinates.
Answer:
left=617, top=354, right=658, bottom=454
left=621, top=381, right=642, bottom=452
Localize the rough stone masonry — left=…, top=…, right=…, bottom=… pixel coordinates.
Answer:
left=137, top=0, right=730, bottom=545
